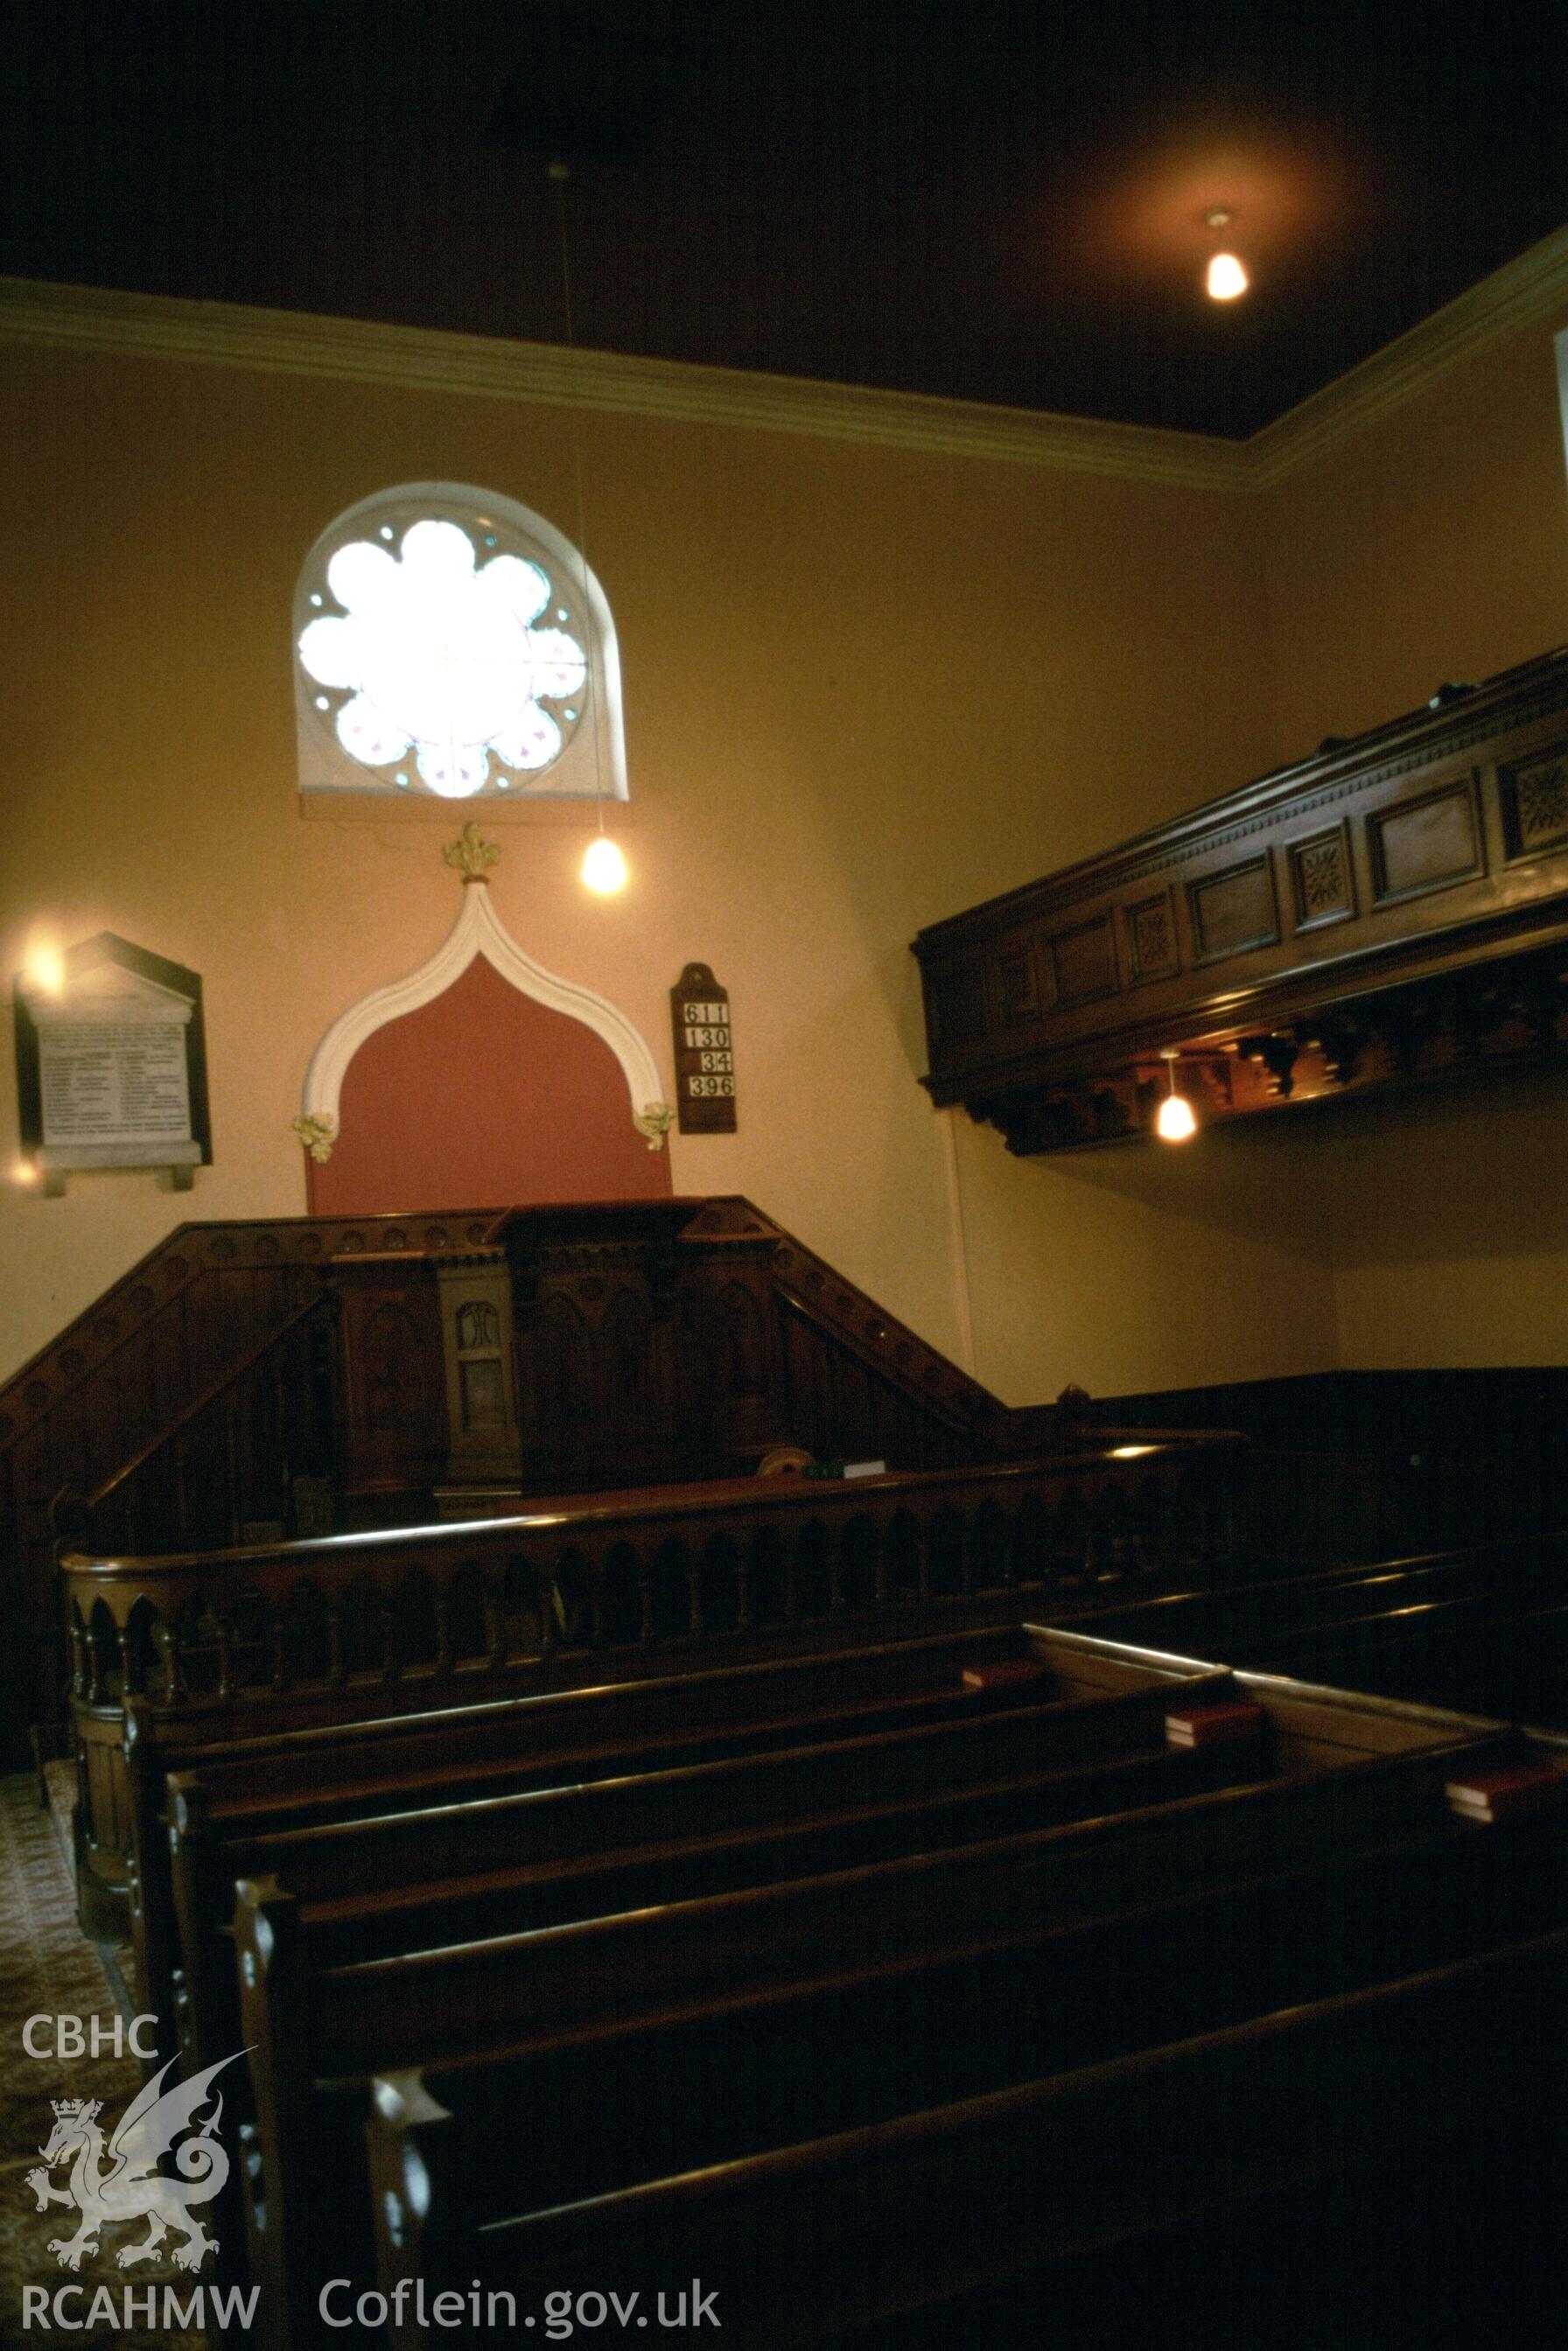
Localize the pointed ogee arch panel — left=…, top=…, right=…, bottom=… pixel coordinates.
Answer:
left=301, top=881, right=665, bottom=1135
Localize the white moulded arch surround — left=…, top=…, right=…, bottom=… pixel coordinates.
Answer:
left=298, top=879, right=669, bottom=1155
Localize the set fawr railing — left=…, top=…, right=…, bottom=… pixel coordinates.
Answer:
left=61, top=1435, right=1243, bottom=1938
left=3, top=1195, right=1027, bottom=1766
left=64, top=1439, right=1241, bottom=1716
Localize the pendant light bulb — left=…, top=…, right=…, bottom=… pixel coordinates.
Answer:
left=1156, top=1052, right=1197, bottom=1143
left=1205, top=251, right=1249, bottom=302
left=582, top=836, right=628, bottom=894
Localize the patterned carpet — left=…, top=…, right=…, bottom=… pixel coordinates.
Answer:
left=0, top=1774, right=206, bottom=2351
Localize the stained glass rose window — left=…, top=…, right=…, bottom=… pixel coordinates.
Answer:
left=294, top=486, right=626, bottom=804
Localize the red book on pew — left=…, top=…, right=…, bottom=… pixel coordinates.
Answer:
left=962, top=1658, right=1051, bottom=1692
left=1164, top=1699, right=1266, bottom=1749
left=1445, top=1764, right=1564, bottom=1823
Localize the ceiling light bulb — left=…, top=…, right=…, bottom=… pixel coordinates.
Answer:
left=1156, top=1091, right=1198, bottom=1143
left=581, top=836, right=628, bottom=894
left=1206, top=252, right=1249, bottom=302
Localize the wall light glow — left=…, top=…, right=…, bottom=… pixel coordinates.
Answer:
left=1206, top=252, right=1249, bottom=301
left=581, top=837, right=628, bottom=894
left=24, top=945, right=66, bottom=997
left=10, top=1158, right=40, bottom=1187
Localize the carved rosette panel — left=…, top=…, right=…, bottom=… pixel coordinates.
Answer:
left=1290, top=827, right=1354, bottom=931
left=990, top=945, right=1040, bottom=1025
left=1502, top=745, right=1568, bottom=861
left=1124, top=893, right=1179, bottom=984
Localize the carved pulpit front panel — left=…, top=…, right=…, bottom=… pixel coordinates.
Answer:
left=504, top=1206, right=688, bottom=1493
left=332, top=1257, right=446, bottom=1504
left=434, top=1251, right=522, bottom=1495
left=676, top=1242, right=790, bottom=1474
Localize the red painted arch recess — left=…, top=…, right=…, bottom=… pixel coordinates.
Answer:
left=305, top=956, right=671, bottom=1214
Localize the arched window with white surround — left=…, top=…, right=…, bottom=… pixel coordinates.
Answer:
left=294, top=483, right=626, bottom=804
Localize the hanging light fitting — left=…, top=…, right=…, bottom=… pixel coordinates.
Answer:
left=550, top=160, right=630, bottom=895
left=1203, top=208, right=1250, bottom=302
left=1156, top=1049, right=1198, bottom=1142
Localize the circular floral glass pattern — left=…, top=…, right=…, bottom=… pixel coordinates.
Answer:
left=298, top=517, right=589, bottom=798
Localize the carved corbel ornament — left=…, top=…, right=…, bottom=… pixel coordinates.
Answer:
left=1088, top=1085, right=1134, bottom=1142
left=291, top=1113, right=337, bottom=1165
left=1445, top=980, right=1496, bottom=1065
left=632, top=1101, right=674, bottom=1151
left=442, top=822, right=500, bottom=882
left=1241, top=1034, right=1299, bottom=1098
left=1312, top=1018, right=1366, bottom=1088
left=1378, top=1000, right=1429, bottom=1078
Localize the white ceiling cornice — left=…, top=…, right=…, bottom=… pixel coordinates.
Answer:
left=4, top=223, right=1568, bottom=495
left=1247, top=222, right=1568, bottom=487
left=0, top=274, right=1242, bottom=491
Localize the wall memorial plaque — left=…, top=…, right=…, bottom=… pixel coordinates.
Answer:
left=13, top=933, right=211, bottom=1195
left=670, top=962, right=738, bottom=1134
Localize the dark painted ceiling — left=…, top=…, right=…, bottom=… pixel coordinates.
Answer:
left=4, top=0, right=1565, bottom=438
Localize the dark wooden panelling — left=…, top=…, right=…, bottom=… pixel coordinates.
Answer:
left=1368, top=777, right=1483, bottom=907
left=0, top=1214, right=507, bottom=1764
left=1188, top=857, right=1278, bottom=963
left=915, top=647, right=1568, bottom=1151
left=1091, top=1368, right=1568, bottom=1564
left=1048, top=916, right=1117, bottom=1005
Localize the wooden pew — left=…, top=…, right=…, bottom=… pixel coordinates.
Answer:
left=239, top=1721, right=1516, bottom=2074
left=124, top=1616, right=1092, bottom=2045
left=165, top=1662, right=1226, bottom=2073
left=1095, top=1535, right=1568, bottom=1735
left=237, top=1762, right=1568, bottom=2349
left=227, top=1674, right=1522, bottom=2351
left=365, top=1920, right=1568, bottom=2349
left=1084, top=1529, right=1568, bottom=1682
left=1277, top=1596, right=1568, bottom=1730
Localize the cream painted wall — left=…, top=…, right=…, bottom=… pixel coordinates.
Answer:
left=1257, top=311, right=1568, bottom=1371
left=0, top=329, right=1284, bottom=1397
left=1261, top=322, right=1568, bottom=755
left=9, top=294, right=1565, bottom=1402
left=952, top=1110, right=1338, bottom=1405
left=1322, top=1067, right=1568, bottom=1371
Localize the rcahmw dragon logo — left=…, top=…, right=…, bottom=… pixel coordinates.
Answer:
left=24, top=2053, right=244, bottom=2273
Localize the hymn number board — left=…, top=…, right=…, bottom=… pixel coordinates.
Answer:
left=670, top=962, right=738, bottom=1133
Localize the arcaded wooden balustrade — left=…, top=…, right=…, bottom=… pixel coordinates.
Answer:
left=62, top=1438, right=1242, bottom=1726
left=916, top=645, right=1568, bottom=1151
left=4, top=1192, right=1042, bottom=1765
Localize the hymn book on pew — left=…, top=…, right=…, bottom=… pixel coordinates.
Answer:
left=961, top=1659, right=1051, bottom=1691
left=1164, top=1700, right=1267, bottom=1749
left=1444, top=1763, right=1565, bottom=1823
